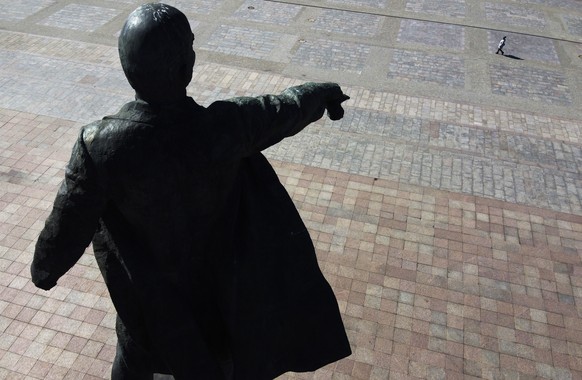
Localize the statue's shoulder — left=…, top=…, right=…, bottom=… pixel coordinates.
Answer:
left=81, top=121, right=102, bottom=147
left=81, top=102, right=146, bottom=145
left=80, top=118, right=126, bottom=146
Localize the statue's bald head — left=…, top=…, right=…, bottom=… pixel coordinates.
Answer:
left=119, top=3, right=195, bottom=104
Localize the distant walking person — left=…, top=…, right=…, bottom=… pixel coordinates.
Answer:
left=496, top=36, right=506, bottom=55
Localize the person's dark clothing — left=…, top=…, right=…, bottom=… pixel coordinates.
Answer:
left=32, top=83, right=351, bottom=379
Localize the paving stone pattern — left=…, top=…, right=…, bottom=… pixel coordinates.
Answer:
left=202, top=25, right=296, bottom=62
left=292, top=39, right=372, bottom=74
left=0, top=48, right=130, bottom=122
left=398, top=20, right=465, bottom=50
left=388, top=50, right=465, bottom=88
left=405, top=0, right=467, bottom=19
left=484, top=3, right=547, bottom=29
left=0, top=32, right=119, bottom=64
left=160, top=0, right=225, bottom=15
left=1, top=0, right=582, bottom=379
left=233, top=0, right=303, bottom=25
left=266, top=120, right=582, bottom=214
left=564, top=16, right=582, bottom=37
left=326, top=0, right=390, bottom=8
left=312, top=9, right=384, bottom=37
left=490, top=63, right=573, bottom=105
left=509, top=0, right=582, bottom=10
left=37, top=4, right=121, bottom=32
left=0, top=0, right=56, bottom=22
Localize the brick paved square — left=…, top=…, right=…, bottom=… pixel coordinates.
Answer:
left=405, top=0, right=467, bottom=19
left=484, top=3, right=547, bottom=29
left=0, top=48, right=129, bottom=122
left=490, top=63, right=572, bottom=105
left=563, top=16, right=582, bottom=37
left=162, top=0, right=225, bottom=15
left=202, top=25, right=296, bottom=62
left=388, top=50, right=465, bottom=88
left=291, top=39, right=371, bottom=74
left=0, top=0, right=56, bottom=22
left=1, top=51, right=119, bottom=87
left=233, top=0, right=303, bottom=25
left=510, top=0, right=581, bottom=10
left=327, top=0, right=389, bottom=8
left=334, top=110, right=425, bottom=141
left=398, top=20, right=465, bottom=50
left=38, top=4, right=121, bottom=32
left=311, top=9, right=384, bottom=37
left=3, top=0, right=582, bottom=379
left=487, top=32, right=559, bottom=64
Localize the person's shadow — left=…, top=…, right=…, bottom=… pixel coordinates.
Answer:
left=504, top=54, right=523, bottom=60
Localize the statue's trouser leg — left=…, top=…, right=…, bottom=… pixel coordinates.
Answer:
left=111, top=341, right=155, bottom=380
left=112, top=315, right=156, bottom=380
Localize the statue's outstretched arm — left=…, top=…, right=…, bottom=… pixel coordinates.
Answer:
left=208, top=82, right=349, bottom=157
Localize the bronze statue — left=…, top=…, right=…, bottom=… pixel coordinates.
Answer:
left=32, top=3, right=351, bottom=379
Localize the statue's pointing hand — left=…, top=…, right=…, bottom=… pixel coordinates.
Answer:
left=327, top=93, right=350, bottom=121
left=322, top=83, right=349, bottom=121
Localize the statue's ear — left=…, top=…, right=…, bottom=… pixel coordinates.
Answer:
left=178, top=50, right=195, bottom=87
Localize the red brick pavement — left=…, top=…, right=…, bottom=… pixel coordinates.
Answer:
left=2, top=109, right=582, bottom=379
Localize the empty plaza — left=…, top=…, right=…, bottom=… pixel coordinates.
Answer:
left=1, top=0, right=582, bottom=379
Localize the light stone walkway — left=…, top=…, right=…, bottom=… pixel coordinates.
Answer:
left=1, top=0, right=581, bottom=379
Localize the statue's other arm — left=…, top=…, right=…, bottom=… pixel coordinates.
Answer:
left=31, top=130, right=106, bottom=290
left=208, top=82, right=348, bottom=157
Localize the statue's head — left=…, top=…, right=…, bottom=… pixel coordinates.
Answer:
left=119, top=3, right=195, bottom=104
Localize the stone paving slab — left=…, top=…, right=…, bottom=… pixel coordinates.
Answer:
left=397, top=20, right=465, bottom=51
left=510, top=0, right=582, bottom=11
left=0, top=0, right=582, bottom=379
left=36, top=4, right=122, bottom=32
left=490, top=63, right=573, bottom=106
left=483, top=2, right=548, bottom=30
left=387, top=50, right=466, bottom=88
left=405, top=0, right=467, bottom=19
left=232, top=0, right=304, bottom=25
left=162, top=0, right=226, bottom=15
left=328, top=0, right=390, bottom=9
left=202, top=25, right=297, bottom=62
left=310, top=9, right=385, bottom=37
left=291, top=39, right=373, bottom=74
left=564, top=15, right=582, bottom=37
left=0, top=0, right=57, bottom=22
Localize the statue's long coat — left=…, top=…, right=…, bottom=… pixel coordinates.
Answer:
left=32, top=84, right=351, bottom=379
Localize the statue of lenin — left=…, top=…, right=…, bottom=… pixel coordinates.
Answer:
left=32, top=3, right=351, bottom=379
